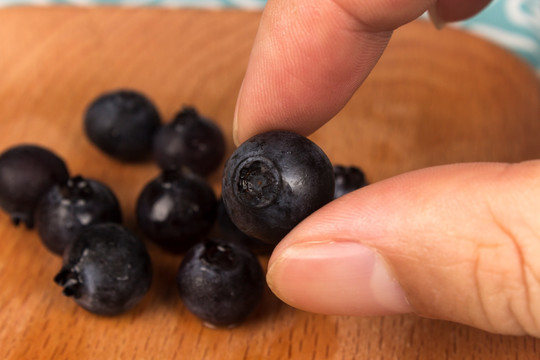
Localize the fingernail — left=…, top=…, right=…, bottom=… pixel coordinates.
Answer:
left=232, top=81, right=244, bottom=147
left=267, top=241, right=411, bottom=316
left=428, top=5, right=446, bottom=30
left=232, top=105, right=240, bottom=147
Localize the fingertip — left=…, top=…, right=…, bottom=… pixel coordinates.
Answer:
left=233, top=0, right=392, bottom=143
left=266, top=240, right=412, bottom=316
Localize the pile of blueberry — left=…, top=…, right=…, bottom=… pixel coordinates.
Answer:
left=0, top=89, right=368, bottom=327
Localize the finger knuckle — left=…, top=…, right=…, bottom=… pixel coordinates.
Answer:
left=476, top=216, right=540, bottom=336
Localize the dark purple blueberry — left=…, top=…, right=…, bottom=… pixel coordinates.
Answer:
left=153, top=106, right=226, bottom=176
left=35, top=175, right=123, bottom=255
left=176, top=239, right=264, bottom=327
left=221, top=131, right=334, bottom=245
left=136, top=169, right=217, bottom=253
left=54, top=223, right=152, bottom=316
left=0, top=144, right=69, bottom=228
left=84, top=89, right=161, bottom=161
left=333, top=165, right=368, bottom=199
left=216, top=198, right=275, bottom=255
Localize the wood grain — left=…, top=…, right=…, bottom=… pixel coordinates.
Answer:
left=1, top=7, right=540, bottom=360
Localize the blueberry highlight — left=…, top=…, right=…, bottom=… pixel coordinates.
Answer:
left=136, top=169, right=217, bottom=253
left=36, top=175, right=122, bottom=255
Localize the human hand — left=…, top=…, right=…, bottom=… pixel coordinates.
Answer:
left=233, top=0, right=540, bottom=338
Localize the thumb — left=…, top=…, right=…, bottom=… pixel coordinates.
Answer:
left=266, top=161, right=540, bottom=337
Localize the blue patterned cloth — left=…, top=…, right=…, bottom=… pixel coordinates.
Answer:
left=1, top=0, right=538, bottom=74
left=452, top=0, right=540, bottom=75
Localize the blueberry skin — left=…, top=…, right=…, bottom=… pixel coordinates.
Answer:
left=176, top=239, right=265, bottom=327
left=216, top=198, right=275, bottom=255
left=0, top=144, right=69, bottom=228
left=153, top=106, right=226, bottom=176
left=136, top=169, right=217, bottom=253
left=35, top=175, right=123, bottom=255
left=333, top=165, right=368, bottom=199
left=54, top=223, right=152, bottom=316
left=84, top=89, right=161, bottom=161
left=221, top=131, right=335, bottom=245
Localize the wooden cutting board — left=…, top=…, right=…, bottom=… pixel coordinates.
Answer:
left=1, top=7, right=540, bottom=359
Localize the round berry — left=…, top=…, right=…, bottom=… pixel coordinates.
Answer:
left=216, top=199, right=274, bottom=255
left=54, top=223, right=152, bottom=316
left=333, top=165, right=368, bottom=199
left=0, top=144, right=69, bottom=228
left=136, top=169, right=217, bottom=253
left=35, top=175, right=122, bottom=255
left=153, top=106, right=226, bottom=176
left=176, top=239, right=264, bottom=327
left=84, top=89, right=161, bottom=161
left=221, top=131, right=334, bottom=245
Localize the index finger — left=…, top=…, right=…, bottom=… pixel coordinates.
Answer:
left=233, top=0, right=492, bottom=144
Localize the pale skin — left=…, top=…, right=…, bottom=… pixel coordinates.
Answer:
left=234, top=0, right=540, bottom=337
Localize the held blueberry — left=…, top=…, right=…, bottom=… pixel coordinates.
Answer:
left=54, top=223, right=152, bottom=316
left=176, top=239, right=265, bottom=328
left=84, top=89, right=161, bottom=161
left=216, top=198, right=275, bottom=255
left=35, top=175, right=123, bottom=255
left=136, top=169, right=217, bottom=253
left=153, top=106, right=226, bottom=176
left=221, top=131, right=334, bottom=245
left=0, top=144, right=69, bottom=228
left=333, top=165, right=368, bottom=199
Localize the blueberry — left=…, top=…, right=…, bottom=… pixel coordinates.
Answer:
left=176, top=239, right=264, bottom=327
left=54, top=223, right=152, bottom=316
left=153, top=106, right=226, bottom=176
left=84, top=89, right=161, bottom=161
left=136, top=169, right=217, bottom=253
left=333, top=165, right=368, bottom=199
left=216, top=198, right=275, bottom=255
left=35, top=175, right=123, bottom=255
left=0, top=144, right=69, bottom=228
left=221, top=131, right=334, bottom=245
